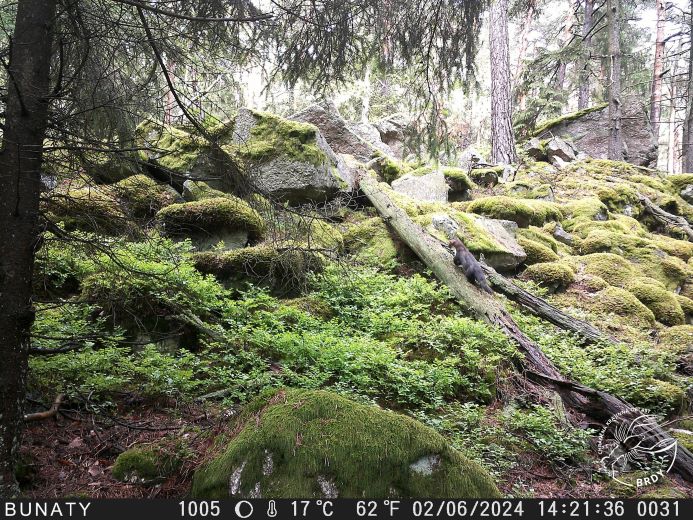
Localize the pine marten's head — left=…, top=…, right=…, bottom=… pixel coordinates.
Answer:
left=449, top=238, right=464, bottom=249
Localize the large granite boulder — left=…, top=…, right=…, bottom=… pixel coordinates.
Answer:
left=231, top=108, right=354, bottom=203
left=391, top=169, right=449, bottom=202
left=427, top=213, right=527, bottom=271
left=290, top=101, right=392, bottom=161
left=534, top=100, right=657, bottom=167
left=191, top=388, right=499, bottom=499
left=374, top=113, right=411, bottom=159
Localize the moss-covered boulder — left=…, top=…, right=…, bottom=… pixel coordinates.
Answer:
left=521, top=262, right=575, bottom=292
left=191, top=389, right=500, bottom=499
left=627, top=281, right=685, bottom=326
left=113, top=174, right=182, bottom=218
left=231, top=108, right=351, bottom=203
left=112, top=446, right=181, bottom=484
left=391, top=169, right=449, bottom=202
left=466, top=196, right=562, bottom=228
left=156, top=197, right=265, bottom=250
left=193, top=245, right=323, bottom=291
left=577, top=253, right=634, bottom=288
left=517, top=237, right=559, bottom=265
left=594, top=287, right=656, bottom=326
left=343, top=217, right=401, bottom=267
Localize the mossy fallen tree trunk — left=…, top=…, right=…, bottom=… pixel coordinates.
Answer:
left=639, top=193, right=693, bottom=240
left=359, top=175, right=693, bottom=482
left=481, top=264, right=613, bottom=345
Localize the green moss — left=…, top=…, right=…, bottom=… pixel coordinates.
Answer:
left=579, top=253, right=634, bottom=287
left=517, top=237, right=559, bottom=265
left=627, top=281, right=685, bottom=326
left=194, top=245, right=323, bottom=286
left=343, top=217, right=399, bottom=266
left=45, top=186, right=137, bottom=236
left=594, top=287, right=656, bottom=326
left=191, top=388, right=500, bottom=499
left=657, top=325, right=693, bottom=353
left=597, top=184, right=639, bottom=213
left=183, top=180, right=228, bottom=201
left=466, top=196, right=562, bottom=228
left=236, top=110, right=328, bottom=167
left=651, top=236, right=693, bottom=261
left=605, top=471, right=688, bottom=498
left=667, top=173, right=693, bottom=192
left=136, top=120, right=207, bottom=173
left=522, top=262, right=575, bottom=290
left=582, top=275, right=609, bottom=292
left=561, top=197, right=608, bottom=231
left=156, top=197, right=265, bottom=239
left=444, top=212, right=512, bottom=258
left=518, top=227, right=560, bottom=252
left=112, top=446, right=181, bottom=483
left=380, top=155, right=412, bottom=183
left=114, top=174, right=179, bottom=218
left=676, top=294, right=693, bottom=320
left=673, top=430, right=693, bottom=453
left=532, top=103, right=608, bottom=137
left=505, top=180, right=553, bottom=200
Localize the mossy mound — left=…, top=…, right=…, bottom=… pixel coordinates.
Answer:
left=596, top=184, right=639, bottom=213
left=112, top=446, right=181, bottom=484
left=193, top=246, right=323, bottom=289
left=156, top=197, right=266, bottom=239
left=343, top=217, right=400, bottom=266
left=561, top=197, right=608, bottom=231
left=657, top=325, right=693, bottom=353
left=113, top=175, right=181, bottom=218
left=627, top=281, right=685, bottom=326
left=604, top=470, right=688, bottom=498
left=136, top=120, right=209, bottom=173
left=594, top=287, right=656, bottom=327
left=191, top=388, right=500, bottom=499
left=667, top=173, right=693, bottom=193
left=517, top=237, right=559, bottom=265
left=182, top=180, right=229, bottom=201
left=676, top=294, right=693, bottom=322
left=379, top=155, right=412, bottom=183
left=518, top=226, right=560, bottom=252
left=522, top=262, right=575, bottom=291
left=466, top=196, right=562, bottom=228
left=46, top=186, right=137, bottom=236
left=578, top=253, right=634, bottom=288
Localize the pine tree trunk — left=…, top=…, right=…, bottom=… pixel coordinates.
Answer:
left=683, top=1, right=693, bottom=172
left=650, top=0, right=666, bottom=140
left=578, top=0, right=595, bottom=110
left=489, top=0, right=518, bottom=164
left=0, top=0, right=56, bottom=497
left=607, top=0, right=623, bottom=160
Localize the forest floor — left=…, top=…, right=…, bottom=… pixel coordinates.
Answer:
left=19, top=401, right=693, bottom=498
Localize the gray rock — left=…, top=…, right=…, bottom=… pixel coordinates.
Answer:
left=391, top=170, right=448, bottom=202
left=552, top=222, right=574, bottom=245
left=549, top=155, right=568, bottom=169
left=374, top=113, right=410, bottom=159
left=431, top=214, right=459, bottom=239
left=525, top=138, right=546, bottom=160
left=680, top=184, right=693, bottom=205
left=535, top=98, right=657, bottom=167
left=453, top=147, right=487, bottom=171
left=410, top=455, right=441, bottom=476
left=290, top=101, right=392, bottom=161
left=545, top=137, right=576, bottom=163
left=232, top=108, right=352, bottom=203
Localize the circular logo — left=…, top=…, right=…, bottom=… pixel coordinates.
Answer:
left=597, top=408, right=678, bottom=488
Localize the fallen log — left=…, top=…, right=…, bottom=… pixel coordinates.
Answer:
left=358, top=175, right=693, bottom=481
left=639, top=193, right=693, bottom=240
left=481, top=263, right=614, bottom=345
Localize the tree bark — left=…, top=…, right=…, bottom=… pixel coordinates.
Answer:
left=578, top=0, right=595, bottom=110
left=650, top=0, right=667, bottom=140
left=0, top=0, right=57, bottom=497
left=489, top=0, right=518, bottom=164
left=607, top=0, right=623, bottom=160
left=481, top=265, right=615, bottom=345
left=683, top=0, right=693, bottom=172
left=358, top=174, right=693, bottom=482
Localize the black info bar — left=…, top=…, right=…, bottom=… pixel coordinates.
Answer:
left=2, top=499, right=692, bottom=520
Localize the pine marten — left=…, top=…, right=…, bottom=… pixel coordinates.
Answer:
left=449, top=238, right=493, bottom=294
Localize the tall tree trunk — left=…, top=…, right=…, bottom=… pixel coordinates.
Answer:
left=0, top=0, right=56, bottom=497
left=361, top=67, right=371, bottom=123
left=512, top=4, right=536, bottom=85
left=683, top=0, right=693, bottom=172
left=650, top=0, right=667, bottom=140
left=578, top=0, right=595, bottom=109
left=489, top=0, right=518, bottom=164
left=607, top=0, right=623, bottom=160
left=553, top=1, right=575, bottom=92
left=669, top=81, right=678, bottom=172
